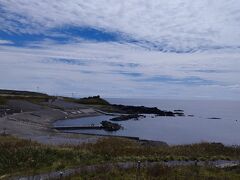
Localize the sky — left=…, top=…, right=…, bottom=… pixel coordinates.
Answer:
left=0, top=0, right=240, bottom=100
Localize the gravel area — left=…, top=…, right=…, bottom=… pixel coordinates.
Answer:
left=0, top=99, right=101, bottom=145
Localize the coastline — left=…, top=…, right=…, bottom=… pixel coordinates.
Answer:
left=0, top=94, right=176, bottom=145
left=0, top=99, right=103, bottom=145
left=2, top=91, right=239, bottom=146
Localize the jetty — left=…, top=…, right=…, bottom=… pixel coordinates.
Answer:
left=54, top=120, right=122, bottom=131
left=54, top=125, right=102, bottom=130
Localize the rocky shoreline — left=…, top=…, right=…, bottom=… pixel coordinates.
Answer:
left=111, top=104, right=176, bottom=116
left=0, top=90, right=184, bottom=145
left=110, top=114, right=145, bottom=121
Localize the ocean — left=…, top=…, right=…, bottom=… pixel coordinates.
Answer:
left=54, top=99, right=240, bottom=145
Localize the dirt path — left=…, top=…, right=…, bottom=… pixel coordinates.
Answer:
left=9, top=160, right=240, bottom=180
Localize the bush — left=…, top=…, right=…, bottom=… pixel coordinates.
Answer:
left=76, top=96, right=110, bottom=105
left=0, top=96, right=7, bottom=105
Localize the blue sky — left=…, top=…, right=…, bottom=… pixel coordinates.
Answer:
left=0, top=0, right=240, bottom=100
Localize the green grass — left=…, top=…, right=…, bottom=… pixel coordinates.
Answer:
left=82, top=138, right=240, bottom=161
left=0, top=136, right=239, bottom=178
left=65, top=96, right=110, bottom=106
left=0, top=89, right=55, bottom=105
left=0, top=96, right=7, bottom=105
left=0, top=89, right=48, bottom=97
left=0, top=136, right=104, bottom=177
left=0, top=94, right=51, bottom=105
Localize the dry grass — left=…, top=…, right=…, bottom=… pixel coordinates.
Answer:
left=0, top=97, right=7, bottom=105
left=68, top=164, right=240, bottom=180
left=0, top=136, right=239, bottom=177
left=81, top=138, right=240, bottom=161
left=0, top=136, right=99, bottom=176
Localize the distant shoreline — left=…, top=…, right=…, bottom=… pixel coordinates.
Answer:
left=0, top=89, right=176, bottom=145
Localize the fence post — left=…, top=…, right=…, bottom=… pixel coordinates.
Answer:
left=136, top=161, right=141, bottom=180
left=59, top=171, right=63, bottom=179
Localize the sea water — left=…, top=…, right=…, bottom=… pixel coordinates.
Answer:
left=54, top=99, right=240, bottom=145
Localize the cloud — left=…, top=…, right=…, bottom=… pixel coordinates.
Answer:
left=187, top=69, right=232, bottom=74
left=115, top=71, right=143, bottom=78
left=0, top=1, right=240, bottom=99
left=0, top=39, right=13, bottom=44
left=106, top=62, right=140, bottom=68
left=0, top=40, right=240, bottom=99
left=142, top=75, right=216, bottom=86
left=43, top=58, right=88, bottom=66
left=1, top=0, right=240, bottom=51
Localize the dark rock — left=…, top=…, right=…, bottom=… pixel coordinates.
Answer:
left=174, top=109, right=184, bottom=112
left=112, top=104, right=175, bottom=116
left=110, top=114, right=145, bottom=121
left=101, top=121, right=122, bottom=131
left=208, top=117, right=221, bottom=120
left=174, top=112, right=185, bottom=116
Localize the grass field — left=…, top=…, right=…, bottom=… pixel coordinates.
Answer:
left=68, top=165, right=240, bottom=180
left=0, top=97, right=7, bottom=105
left=0, top=136, right=239, bottom=178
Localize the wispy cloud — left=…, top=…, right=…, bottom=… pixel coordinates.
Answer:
left=0, top=1, right=240, bottom=99
left=115, top=71, right=143, bottom=78
left=43, top=58, right=88, bottom=66
left=143, top=75, right=215, bottom=86
left=0, top=39, right=13, bottom=45
left=188, top=69, right=232, bottom=74
left=1, top=0, right=240, bottom=52
left=0, top=41, right=239, bottom=99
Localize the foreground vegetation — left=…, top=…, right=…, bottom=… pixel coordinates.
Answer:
left=0, top=97, right=6, bottom=105
left=0, top=136, right=239, bottom=178
left=68, top=165, right=240, bottom=180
